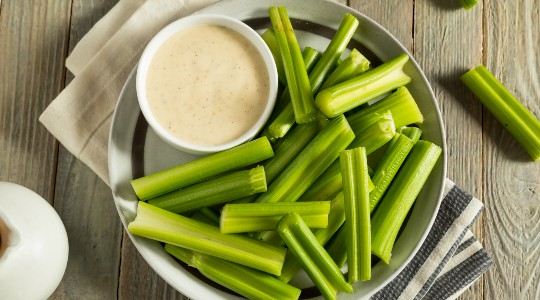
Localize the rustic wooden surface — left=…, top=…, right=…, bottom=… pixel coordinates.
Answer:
left=1, top=0, right=539, bottom=299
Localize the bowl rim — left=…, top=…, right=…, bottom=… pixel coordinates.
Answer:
left=136, top=13, right=279, bottom=155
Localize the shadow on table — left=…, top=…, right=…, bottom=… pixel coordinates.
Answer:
left=432, top=0, right=463, bottom=10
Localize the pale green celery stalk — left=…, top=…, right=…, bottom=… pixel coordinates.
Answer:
left=128, top=202, right=286, bottom=275
left=320, top=48, right=371, bottom=90
left=264, top=48, right=321, bottom=138
left=316, top=54, right=412, bottom=118
left=371, top=141, right=442, bottom=263
left=220, top=201, right=330, bottom=233
left=233, top=122, right=319, bottom=204
left=398, top=126, right=422, bottom=144
left=348, top=110, right=393, bottom=136
left=131, top=137, right=273, bottom=200
left=340, top=147, right=371, bottom=282
left=279, top=193, right=346, bottom=283
left=369, top=134, right=414, bottom=213
left=461, top=65, right=540, bottom=161
left=278, top=212, right=353, bottom=299
left=348, top=117, right=396, bottom=154
left=191, top=207, right=220, bottom=226
left=325, top=224, right=348, bottom=267
left=278, top=7, right=317, bottom=124
left=460, top=0, right=478, bottom=10
left=347, top=87, right=423, bottom=131
left=255, top=115, right=354, bottom=204
left=297, top=160, right=374, bottom=203
left=148, top=166, right=267, bottom=214
left=165, top=245, right=301, bottom=300
left=261, top=29, right=286, bottom=86
left=268, top=14, right=359, bottom=139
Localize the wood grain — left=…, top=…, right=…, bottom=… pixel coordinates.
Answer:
left=0, top=0, right=70, bottom=202
left=413, top=1, right=485, bottom=299
left=483, top=0, right=540, bottom=299
left=49, top=0, right=123, bottom=299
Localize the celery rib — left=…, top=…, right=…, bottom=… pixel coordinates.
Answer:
left=316, top=54, right=412, bottom=118
left=261, top=29, right=286, bottom=86
left=148, top=166, right=266, bottom=214
left=128, top=202, right=286, bottom=275
left=461, top=65, right=540, bottom=161
left=130, top=137, right=274, bottom=200
left=348, top=117, right=396, bottom=153
left=277, top=212, right=353, bottom=299
left=371, top=141, right=442, bottom=263
left=165, top=245, right=301, bottom=300
left=340, top=147, right=371, bottom=282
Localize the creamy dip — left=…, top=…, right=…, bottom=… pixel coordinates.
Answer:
left=146, top=24, right=270, bottom=146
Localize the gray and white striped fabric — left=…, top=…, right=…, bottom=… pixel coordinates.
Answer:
left=372, top=179, right=492, bottom=300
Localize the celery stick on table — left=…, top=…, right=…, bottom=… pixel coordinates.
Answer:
left=130, top=137, right=274, bottom=200
left=461, top=65, right=540, bottom=161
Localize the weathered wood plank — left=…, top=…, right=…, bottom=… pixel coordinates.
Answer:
left=49, top=1, right=123, bottom=299
left=483, top=0, right=540, bottom=299
left=0, top=0, right=70, bottom=202
left=413, top=2, right=485, bottom=299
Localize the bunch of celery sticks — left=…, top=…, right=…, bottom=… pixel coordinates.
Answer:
left=128, top=6, right=442, bottom=300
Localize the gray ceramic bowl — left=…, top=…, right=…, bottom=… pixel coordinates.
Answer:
left=109, top=0, right=447, bottom=299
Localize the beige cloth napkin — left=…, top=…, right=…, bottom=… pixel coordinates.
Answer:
left=40, top=0, right=218, bottom=185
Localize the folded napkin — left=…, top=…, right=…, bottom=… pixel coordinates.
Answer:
left=39, top=0, right=491, bottom=298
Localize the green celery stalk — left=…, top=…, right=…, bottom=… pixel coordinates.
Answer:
left=279, top=193, right=346, bottom=283
left=348, top=110, right=393, bottom=135
left=461, top=65, right=540, bottom=161
left=233, top=122, right=319, bottom=204
left=131, top=137, right=274, bottom=200
left=320, top=48, right=371, bottom=90
left=316, top=54, right=412, bottom=118
left=255, top=115, right=354, bottom=204
left=277, top=212, right=353, bottom=299
left=371, top=140, right=442, bottom=263
left=347, top=87, right=423, bottom=131
left=398, top=126, right=422, bottom=144
left=268, top=14, right=359, bottom=139
left=128, top=202, right=286, bottom=275
left=148, top=166, right=267, bottom=214
left=460, top=0, right=478, bottom=10
left=261, top=29, right=286, bottom=86
left=220, top=201, right=330, bottom=233
left=348, top=117, right=396, bottom=153
left=340, top=147, right=371, bottom=282
left=369, top=133, right=414, bottom=213
left=278, top=7, right=317, bottom=123
left=325, top=224, right=348, bottom=267
left=165, top=245, right=301, bottom=300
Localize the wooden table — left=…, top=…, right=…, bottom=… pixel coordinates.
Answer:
left=1, top=0, right=539, bottom=299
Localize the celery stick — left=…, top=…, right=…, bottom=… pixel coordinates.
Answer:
left=278, top=7, right=317, bottom=124
left=255, top=115, right=354, bottom=204
left=268, top=14, right=359, bottom=139
left=220, top=201, right=330, bottom=233
left=233, top=122, right=319, bottom=204
left=348, top=117, right=396, bottom=153
left=165, top=245, right=301, bottom=300
left=279, top=193, right=346, bottom=283
left=340, top=147, right=371, bottom=282
left=369, top=133, right=414, bottom=213
left=347, top=87, right=423, bottom=131
left=148, top=166, right=266, bottom=214
left=348, top=110, right=393, bottom=136
left=461, top=65, right=540, bottom=161
left=460, top=0, right=478, bottom=10
left=398, top=126, right=422, bottom=144
left=128, top=202, right=286, bottom=275
left=131, top=137, right=273, bottom=200
left=371, top=141, right=442, bottom=263
left=316, top=54, right=412, bottom=118
left=278, top=212, right=353, bottom=299
left=320, top=48, right=371, bottom=91
left=261, top=29, right=286, bottom=86
left=325, top=224, right=348, bottom=267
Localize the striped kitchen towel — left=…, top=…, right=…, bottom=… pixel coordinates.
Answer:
left=373, top=179, right=492, bottom=299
